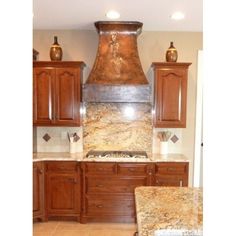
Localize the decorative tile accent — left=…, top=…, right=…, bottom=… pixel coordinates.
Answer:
left=42, top=133, right=51, bottom=142
left=73, top=133, right=80, bottom=142
left=171, top=134, right=179, bottom=143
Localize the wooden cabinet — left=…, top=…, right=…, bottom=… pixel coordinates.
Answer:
left=33, top=160, right=189, bottom=223
left=152, top=62, right=191, bottom=128
left=45, top=161, right=81, bottom=221
left=33, top=161, right=45, bottom=221
left=33, top=61, right=85, bottom=126
left=80, top=162, right=154, bottom=223
left=155, top=162, right=189, bottom=187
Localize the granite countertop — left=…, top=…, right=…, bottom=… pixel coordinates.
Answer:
left=33, top=152, right=189, bottom=162
left=33, top=152, right=84, bottom=162
left=135, top=187, right=203, bottom=236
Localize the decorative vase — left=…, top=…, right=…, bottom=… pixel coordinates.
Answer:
left=166, top=41, right=178, bottom=62
left=160, top=141, right=168, bottom=155
left=50, top=36, right=63, bottom=61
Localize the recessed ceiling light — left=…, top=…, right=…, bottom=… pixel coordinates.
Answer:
left=106, top=10, right=120, bottom=20
left=170, top=12, right=185, bottom=20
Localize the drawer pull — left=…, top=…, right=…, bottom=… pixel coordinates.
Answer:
left=97, top=168, right=104, bottom=171
left=69, top=179, right=77, bottom=184
left=96, top=204, right=103, bottom=208
left=96, top=184, right=104, bottom=187
left=128, top=168, right=135, bottom=172
left=167, top=167, right=176, bottom=171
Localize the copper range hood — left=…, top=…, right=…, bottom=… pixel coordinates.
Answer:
left=83, top=21, right=151, bottom=103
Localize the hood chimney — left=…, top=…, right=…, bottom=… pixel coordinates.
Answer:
left=83, top=21, right=150, bottom=103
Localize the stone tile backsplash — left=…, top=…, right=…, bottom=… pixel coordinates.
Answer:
left=152, top=128, right=183, bottom=154
left=35, top=127, right=83, bottom=152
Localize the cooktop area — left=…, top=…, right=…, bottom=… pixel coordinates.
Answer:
left=86, top=150, right=148, bottom=159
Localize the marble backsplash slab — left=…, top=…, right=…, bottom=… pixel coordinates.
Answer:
left=83, top=102, right=152, bottom=153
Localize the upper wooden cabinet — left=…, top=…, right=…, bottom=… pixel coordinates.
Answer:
left=33, top=61, right=85, bottom=126
left=152, top=62, right=191, bottom=128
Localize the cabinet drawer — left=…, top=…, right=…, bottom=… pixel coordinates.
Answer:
left=117, top=163, right=150, bottom=175
left=155, top=174, right=188, bottom=187
left=86, top=197, right=134, bottom=215
left=156, top=162, right=188, bottom=175
left=46, top=161, right=78, bottom=172
left=83, top=163, right=116, bottom=175
left=86, top=177, right=147, bottom=194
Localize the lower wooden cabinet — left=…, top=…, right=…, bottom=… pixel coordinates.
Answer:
left=45, top=161, right=81, bottom=221
left=80, top=162, right=154, bottom=223
left=33, top=160, right=189, bottom=222
left=155, top=162, right=189, bottom=187
left=33, top=161, right=45, bottom=221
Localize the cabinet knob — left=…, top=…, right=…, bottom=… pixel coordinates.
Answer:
left=38, top=169, right=43, bottom=174
left=97, top=168, right=104, bottom=171
left=128, top=168, right=135, bottom=172
left=148, top=172, right=152, bottom=175
left=96, top=204, right=103, bottom=208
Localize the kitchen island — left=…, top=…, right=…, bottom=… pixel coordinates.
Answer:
left=135, top=187, right=203, bottom=236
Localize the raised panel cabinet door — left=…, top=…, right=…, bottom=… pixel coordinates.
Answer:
left=152, top=63, right=191, bottom=128
left=33, top=68, right=55, bottom=125
left=54, top=68, right=81, bottom=126
left=155, top=68, right=187, bottom=127
left=46, top=173, right=80, bottom=216
left=33, top=162, right=45, bottom=220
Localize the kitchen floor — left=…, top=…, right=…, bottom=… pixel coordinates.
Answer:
left=33, top=221, right=137, bottom=236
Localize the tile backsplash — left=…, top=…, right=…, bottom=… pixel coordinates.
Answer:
left=35, top=127, right=83, bottom=152
left=152, top=128, right=183, bottom=154
left=34, top=107, right=183, bottom=154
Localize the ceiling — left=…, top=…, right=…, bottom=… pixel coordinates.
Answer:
left=33, top=0, right=202, bottom=32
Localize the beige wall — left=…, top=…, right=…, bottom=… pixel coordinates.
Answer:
left=33, top=30, right=203, bottom=185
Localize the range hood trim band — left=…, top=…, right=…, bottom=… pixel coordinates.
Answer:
left=83, top=84, right=151, bottom=103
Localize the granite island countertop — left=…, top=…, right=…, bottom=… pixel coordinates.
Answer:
left=135, top=187, right=203, bottom=236
left=33, top=152, right=190, bottom=163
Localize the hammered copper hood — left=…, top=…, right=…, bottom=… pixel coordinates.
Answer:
left=83, top=21, right=151, bottom=103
